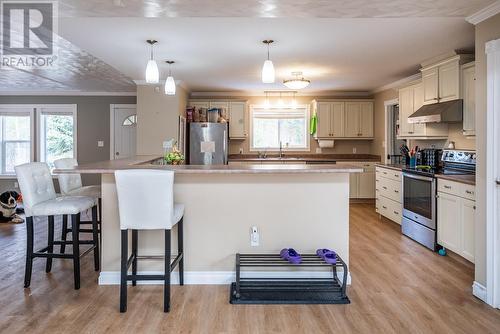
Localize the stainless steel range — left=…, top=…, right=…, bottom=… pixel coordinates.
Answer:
left=401, top=149, right=476, bottom=250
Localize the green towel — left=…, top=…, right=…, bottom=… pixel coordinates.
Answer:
left=310, top=113, right=317, bottom=135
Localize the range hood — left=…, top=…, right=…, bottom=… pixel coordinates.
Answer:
left=408, top=99, right=463, bottom=124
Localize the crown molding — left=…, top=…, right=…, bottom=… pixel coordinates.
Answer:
left=189, top=90, right=372, bottom=98
left=371, top=73, right=422, bottom=94
left=0, top=91, right=136, bottom=96
left=466, top=1, right=500, bottom=25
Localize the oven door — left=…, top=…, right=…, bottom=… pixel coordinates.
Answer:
left=402, top=173, right=436, bottom=229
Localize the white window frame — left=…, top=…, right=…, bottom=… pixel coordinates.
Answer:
left=249, top=104, right=310, bottom=152
left=0, top=105, right=35, bottom=178
left=36, top=104, right=78, bottom=164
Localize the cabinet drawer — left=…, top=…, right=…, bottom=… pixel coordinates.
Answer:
left=376, top=167, right=401, bottom=182
left=377, top=178, right=402, bottom=203
left=462, top=184, right=475, bottom=201
left=379, top=196, right=402, bottom=225
left=438, top=179, right=475, bottom=200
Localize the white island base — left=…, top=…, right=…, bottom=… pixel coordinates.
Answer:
left=98, top=172, right=351, bottom=285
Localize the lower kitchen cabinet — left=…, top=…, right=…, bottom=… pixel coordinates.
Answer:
left=437, top=179, right=475, bottom=263
left=375, top=166, right=403, bottom=224
left=338, top=162, right=375, bottom=199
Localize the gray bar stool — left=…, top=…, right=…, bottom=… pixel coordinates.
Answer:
left=115, top=169, right=184, bottom=313
left=54, top=158, right=101, bottom=253
left=15, top=162, right=99, bottom=290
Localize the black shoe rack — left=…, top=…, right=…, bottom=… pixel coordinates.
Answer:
left=230, top=253, right=350, bottom=305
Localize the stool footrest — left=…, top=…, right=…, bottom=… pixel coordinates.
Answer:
left=127, top=274, right=165, bottom=281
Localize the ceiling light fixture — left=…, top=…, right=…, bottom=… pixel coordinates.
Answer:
left=283, top=71, right=310, bottom=90
left=164, top=60, right=176, bottom=95
left=261, top=40, right=275, bottom=84
left=145, top=39, right=159, bottom=84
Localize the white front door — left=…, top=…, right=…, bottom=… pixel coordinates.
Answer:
left=112, top=104, right=137, bottom=159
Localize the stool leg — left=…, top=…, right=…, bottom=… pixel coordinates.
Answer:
left=164, top=229, right=171, bottom=313
left=178, top=218, right=184, bottom=286
left=24, top=217, right=34, bottom=288
left=131, top=230, right=138, bottom=286
left=120, top=229, right=128, bottom=313
left=46, top=216, right=55, bottom=273
left=98, top=198, right=102, bottom=225
left=92, top=206, right=100, bottom=271
left=71, top=214, right=81, bottom=290
left=60, top=215, right=68, bottom=254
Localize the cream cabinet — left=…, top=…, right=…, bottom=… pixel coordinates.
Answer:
left=422, top=67, right=439, bottom=105
left=337, top=162, right=375, bottom=199
left=315, top=101, right=344, bottom=138
left=461, top=62, right=476, bottom=136
left=437, top=179, right=475, bottom=263
left=313, top=100, right=373, bottom=139
left=375, top=166, right=402, bottom=224
left=188, top=100, right=247, bottom=140
left=398, top=83, right=447, bottom=139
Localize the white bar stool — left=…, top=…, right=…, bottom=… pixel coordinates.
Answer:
left=54, top=158, right=102, bottom=254
left=115, top=169, right=184, bottom=313
left=15, top=162, right=99, bottom=290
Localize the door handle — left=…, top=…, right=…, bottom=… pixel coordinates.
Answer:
left=116, top=152, right=120, bottom=156
left=496, top=179, right=500, bottom=185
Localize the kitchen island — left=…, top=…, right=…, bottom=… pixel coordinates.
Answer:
left=54, top=156, right=362, bottom=285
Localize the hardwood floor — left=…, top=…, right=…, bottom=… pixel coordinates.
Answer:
left=1, top=204, right=499, bottom=333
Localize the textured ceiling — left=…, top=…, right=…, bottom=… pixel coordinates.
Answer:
left=58, top=0, right=494, bottom=18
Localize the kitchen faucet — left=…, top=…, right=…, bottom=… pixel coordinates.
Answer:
left=279, top=141, right=284, bottom=158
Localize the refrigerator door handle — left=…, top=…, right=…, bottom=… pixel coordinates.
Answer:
left=223, top=130, right=227, bottom=165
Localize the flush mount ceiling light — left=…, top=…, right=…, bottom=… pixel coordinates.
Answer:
left=283, top=71, right=310, bottom=90
left=261, top=40, right=275, bottom=84
left=164, top=60, right=176, bottom=95
left=145, top=39, right=159, bottom=84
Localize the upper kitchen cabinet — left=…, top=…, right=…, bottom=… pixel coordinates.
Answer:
left=313, top=100, right=373, bottom=139
left=188, top=100, right=247, bottom=140
left=398, top=82, right=447, bottom=138
left=461, top=62, right=476, bottom=136
left=421, top=53, right=474, bottom=106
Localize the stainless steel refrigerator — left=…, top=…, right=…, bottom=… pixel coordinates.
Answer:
left=189, top=123, right=228, bottom=165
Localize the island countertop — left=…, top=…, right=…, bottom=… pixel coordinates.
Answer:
left=53, top=155, right=363, bottom=175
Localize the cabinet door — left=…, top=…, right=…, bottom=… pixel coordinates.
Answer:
left=349, top=173, right=358, bottom=198
left=359, top=102, right=373, bottom=138
left=189, top=101, right=210, bottom=109
left=437, top=192, right=461, bottom=253
left=316, top=102, right=331, bottom=138
left=412, top=83, right=426, bottom=136
left=229, top=102, right=246, bottom=139
left=398, top=87, right=414, bottom=136
left=461, top=198, right=475, bottom=262
left=439, top=61, right=460, bottom=102
left=344, top=102, right=360, bottom=137
left=358, top=171, right=375, bottom=198
left=422, top=67, right=439, bottom=105
left=330, top=102, right=345, bottom=137
left=462, top=65, right=476, bottom=135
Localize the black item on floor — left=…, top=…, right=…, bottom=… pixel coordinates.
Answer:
left=230, top=253, right=350, bottom=305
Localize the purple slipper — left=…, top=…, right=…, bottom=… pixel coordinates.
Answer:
left=280, top=248, right=302, bottom=264
left=316, top=248, right=337, bottom=264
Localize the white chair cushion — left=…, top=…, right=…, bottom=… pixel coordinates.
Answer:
left=15, top=162, right=56, bottom=210
left=30, top=196, right=97, bottom=217
left=54, top=158, right=83, bottom=194
left=173, top=204, right=184, bottom=225
left=68, top=185, right=101, bottom=199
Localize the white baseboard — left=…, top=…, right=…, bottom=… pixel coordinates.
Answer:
left=99, top=270, right=351, bottom=286
left=472, top=281, right=487, bottom=302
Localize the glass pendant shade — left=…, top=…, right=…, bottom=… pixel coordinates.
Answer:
left=145, top=59, right=159, bottom=83
left=164, top=76, right=176, bottom=95
left=283, top=78, right=310, bottom=90
left=262, top=59, right=275, bottom=83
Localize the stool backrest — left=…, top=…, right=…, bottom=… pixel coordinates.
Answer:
left=54, top=158, right=82, bottom=194
left=115, top=169, right=175, bottom=230
left=15, top=162, right=56, bottom=216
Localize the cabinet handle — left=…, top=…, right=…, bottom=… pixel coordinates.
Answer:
left=394, top=190, right=399, bottom=193
left=473, top=205, right=476, bottom=210
left=444, top=185, right=452, bottom=189
left=496, top=179, right=500, bottom=185
left=408, top=131, right=414, bottom=134
left=382, top=206, right=387, bottom=209
left=465, top=190, right=473, bottom=194
left=394, top=211, right=399, bottom=215
left=382, top=186, right=387, bottom=190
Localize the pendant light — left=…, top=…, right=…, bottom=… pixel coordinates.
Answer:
left=145, top=39, right=159, bottom=84
left=283, top=71, right=310, bottom=90
left=164, top=60, right=176, bottom=95
left=261, top=40, right=275, bottom=83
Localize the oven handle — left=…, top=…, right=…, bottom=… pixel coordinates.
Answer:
left=403, top=172, right=435, bottom=182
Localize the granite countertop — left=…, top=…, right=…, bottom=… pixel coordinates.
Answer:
left=375, top=163, right=405, bottom=171
left=229, top=154, right=381, bottom=162
left=435, top=174, right=476, bottom=186
left=53, top=156, right=363, bottom=175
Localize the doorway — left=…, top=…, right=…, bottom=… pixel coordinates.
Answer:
left=110, top=104, right=137, bottom=160
left=384, top=99, right=406, bottom=164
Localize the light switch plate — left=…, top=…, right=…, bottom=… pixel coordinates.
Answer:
left=250, top=226, right=259, bottom=247
left=316, top=148, right=322, bottom=154
left=353, top=147, right=357, bottom=154
left=97, top=141, right=104, bottom=147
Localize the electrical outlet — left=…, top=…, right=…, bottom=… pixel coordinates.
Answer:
left=353, top=147, right=357, bottom=154
left=97, top=140, right=104, bottom=147
left=250, top=226, right=259, bottom=247
left=239, top=147, right=243, bottom=154
left=14, top=182, right=18, bottom=188
left=316, top=148, right=322, bottom=154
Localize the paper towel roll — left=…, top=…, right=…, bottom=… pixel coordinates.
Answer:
left=318, top=140, right=335, bottom=148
